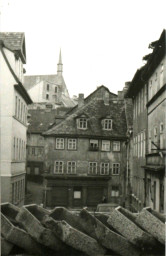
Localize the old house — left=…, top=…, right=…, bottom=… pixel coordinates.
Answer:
left=0, top=32, right=32, bottom=206
left=27, top=107, right=72, bottom=181
left=42, top=86, right=129, bottom=209
left=125, top=29, right=166, bottom=213
left=24, top=50, right=76, bottom=109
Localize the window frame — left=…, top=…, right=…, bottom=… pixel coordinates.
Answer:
left=113, top=141, right=120, bottom=152
left=77, top=118, right=87, bottom=129
left=111, top=185, right=119, bottom=197
left=88, top=162, right=97, bottom=175
left=89, top=139, right=99, bottom=151
left=68, top=138, right=77, bottom=150
left=100, top=162, right=109, bottom=175
left=67, top=161, right=76, bottom=174
left=103, top=119, right=112, bottom=130
left=56, top=138, right=65, bottom=150
left=112, top=163, right=120, bottom=175
left=54, top=161, right=64, bottom=174
left=101, top=140, right=110, bottom=151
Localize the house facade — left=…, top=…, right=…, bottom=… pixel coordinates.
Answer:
left=125, top=29, right=166, bottom=213
left=24, top=50, right=76, bottom=109
left=26, top=107, right=72, bottom=181
left=0, top=33, right=32, bottom=206
left=42, top=86, right=129, bottom=209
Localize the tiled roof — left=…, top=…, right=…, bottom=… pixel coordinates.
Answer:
left=44, top=87, right=127, bottom=138
left=1, top=203, right=165, bottom=256
left=0, top=32, right=25, bottom=51
left=28, top=107, right=72, bottom=133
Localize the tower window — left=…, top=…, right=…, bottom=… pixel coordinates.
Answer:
left=46, top=94, right=49, bottom=100
left=55, top=87, right=58, bottom=93
left=47, top=84, right=49, bottom=91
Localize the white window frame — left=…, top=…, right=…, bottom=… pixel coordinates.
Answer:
left=68, top=139, right=77, bottom=150
left=101, top=140, right=110, bottom=151
left=113, top=141, right=120, bottom=151
left=100, top=163, right=109, bottom=175
left=56, top=138, right=64, bottom=149
left=88, top=162, right=97, bottom=174
left=77, top=118, right=87, bottom=129
left=67, top=161, right=76, bottom=174
left=103, top=119, right=112, bottom=130
left=54, top=161, right=64, bottom=174
left=112, top=163, right=120, bottom=175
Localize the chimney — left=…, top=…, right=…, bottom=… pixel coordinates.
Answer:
left=118, top=91, right=124, bottom=99
left=123, top=81, right=131, bottom=96
left=78, top=94, right=84, bottom=108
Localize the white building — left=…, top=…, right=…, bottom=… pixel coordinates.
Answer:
left=0, top=32, right=32, bottom=206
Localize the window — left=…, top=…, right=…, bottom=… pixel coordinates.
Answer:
left=32, top=147, right=35, bottom=155
left=100, top=163, right=109, bottom=175
left=47, top=84, right=49, bottom=91
left=89, top=162, right=97, bottom=174
left=149, top=80, right=152, bottom=99
left=67, top=161, right=76, bottom=174
left=77, top=118, right=87, bottom=129
left=112, top=163, right=120, bottom=175
left=160, top=63, right=164, bottom=88
left=143, top=130, right=146, bottom=157
left=160, top=123, right=164, bottom=149
left=133, top=137, right=136, bottom=156
left=56, top=138, right=64, bottom=149
left=18, top=99, right=20, bottom=119
left=101, top=140, right=110, bottom=151
left=54, top=161, right=64, bottom=174
left=55, top=86, right=58, bottom=93
left=13, top=137, right=16, bottom=160
left=74, top=191, right=81, bottom=199
left=148, top=129, right=151, bottom=153
left=140, top=132, right=143, bottom=157
left=138, top=134, right=140, bottom=157
left=154, top=127, right=158, bottom=144
left=111, top=186, right=119, bottom=197
left=103, top=119, right=112, bottom=130
left=89, top=139, right=98, bottom=151
left=46, top=94, right=49, bottom=100
left=144, top=84, right=147, bottom=109
left=113, top=141, right=120, bottom=151
left=15, top=96, right=17, bottom=117
left=68, top=139, right=77, bottom=150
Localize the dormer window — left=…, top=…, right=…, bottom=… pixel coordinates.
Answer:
left=77, top=118, right=87, bottom=129
left=102, top=119, right=112, bottom=130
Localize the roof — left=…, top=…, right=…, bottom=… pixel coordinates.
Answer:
left=44, top=86, right=127, bottom=138
left=1, top=203, right=165, bottom=256
left=0, top=32, right=26, bottom=63
left=28, top=107, right=72, bottom=133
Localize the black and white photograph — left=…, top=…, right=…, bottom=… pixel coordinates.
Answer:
left=0, top=0, right=165, bottom=255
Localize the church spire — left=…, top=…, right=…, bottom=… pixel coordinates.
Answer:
left=57, top=49, right=63, bottom=75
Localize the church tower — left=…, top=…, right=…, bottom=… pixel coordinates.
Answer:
left=57, top=49, right=63, bottom=76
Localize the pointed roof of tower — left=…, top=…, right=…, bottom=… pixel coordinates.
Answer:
left=58, top=49, right=62, bottom=64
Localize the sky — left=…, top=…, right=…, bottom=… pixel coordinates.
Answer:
left=1, top=0, right=166, bottom=98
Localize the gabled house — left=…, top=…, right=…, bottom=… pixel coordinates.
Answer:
left=0, top=32, right=32, bottom=206
left=42, top=85, right=128, bottom=209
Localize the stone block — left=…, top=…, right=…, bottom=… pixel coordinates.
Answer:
left=42, top=215, right=106, bottom=256
left=15, top=206, right=73, bottom=253
left=24, top=204, right=50, bottom=222
left=1, top=236, right=14, bottom=255
left=143, top=207, right=165, bottom=223
left=135, top=208, right=165, bottom=245
left=1, top=213, right=43, bottom=255
left=78, top=209, right=141, bottom=256
left=107, top=207, right=157, bottom=249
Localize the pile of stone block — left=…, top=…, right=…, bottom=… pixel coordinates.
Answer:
left=1, top=203, right=165, bottom=256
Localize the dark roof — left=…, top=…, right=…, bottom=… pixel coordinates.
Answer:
left=0, top=32, right=26, bottom=63
left=28, top=107, right=72, bottom=133
left=44, top=87, right=127, bottom=138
